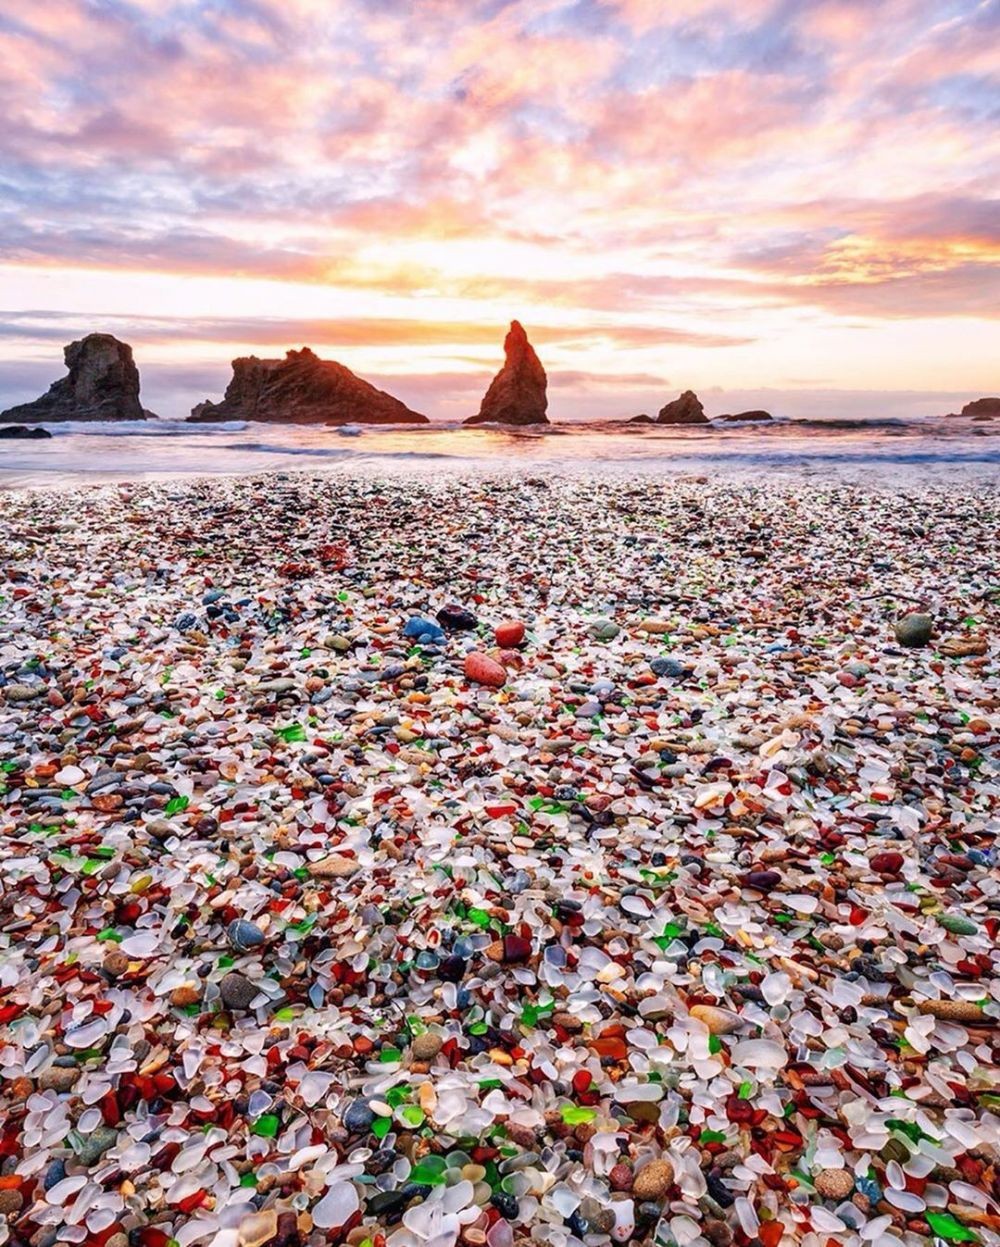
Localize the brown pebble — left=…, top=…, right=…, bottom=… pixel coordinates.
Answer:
left=814, top=1168, right=855, bottom=1199
left=609, top=1163, right=633, bottom=1191
left=170, top=983, right=203, bottom=1007
left=631, top=1158, right=674, bottom=1200
left=37, top=1066, right=79, bottom=1092
left=103, top=948, right=130, bottom=978
left=410, top=1032, right=443, bottom=1061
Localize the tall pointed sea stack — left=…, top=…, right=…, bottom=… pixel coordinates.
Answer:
left=464, top=321, right=549, bottom=426
left=188, top=348, right=428, bottom=425
left=0, top=334, right=153, bottom=423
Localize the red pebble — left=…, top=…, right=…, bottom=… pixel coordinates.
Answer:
left=495, top=620, right=526, bottom=647
left=464, top=652, right=506, bottom=688
left=870, top=851, right=904, bottom=875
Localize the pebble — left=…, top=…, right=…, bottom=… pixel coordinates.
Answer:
left=308, top=855, right=360, bottom=878
left=219, top=972, right=260, bottom=1010
left=689, top=1004, right=743, bottom=1034
left=814, top=1169, right=855, bottom=1200
left=227, top=918, right=266, bottom=951
left=894, top=612, right=934, bottom=646
left=631, top=1159, right=674, bottom=1200
left=410, top=1032, right=444, bottom=1060
left=464, top=651, right=506, bottom=686
left=495, top=619, right=526, bottom=647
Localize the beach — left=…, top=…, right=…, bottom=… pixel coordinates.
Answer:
left=1, top=469, right=999, bottom=1247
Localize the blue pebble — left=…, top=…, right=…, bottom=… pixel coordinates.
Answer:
left=43, top=1160, right=66, bottom=1191
left=227, top=919, right=265, bottom=952
left=344, top=1099, right=375, bottom=1132
left=403, top=616, right=445, bottom=643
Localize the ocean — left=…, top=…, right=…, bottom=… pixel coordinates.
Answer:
left=1, top=415, right=997, bottom=489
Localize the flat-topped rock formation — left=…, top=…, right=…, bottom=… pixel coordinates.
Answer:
left=188, top=348, right=428, bottom=425
left=718, top=409, right=773, bottom=422
left=464, top=321, right=548, bottom=426
left=0, top=334, right=153, bottom=424
left=945, top=397, right=999, bottom=420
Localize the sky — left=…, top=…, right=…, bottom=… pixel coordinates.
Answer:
left=0, top=0, right=998, bottom=422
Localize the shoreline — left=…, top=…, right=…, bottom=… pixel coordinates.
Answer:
left=1, top=473, right=998, bottom=1247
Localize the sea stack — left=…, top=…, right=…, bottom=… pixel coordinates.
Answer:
left=188, top=348, right=427, bottom=425
left=464, top=321, right=548, bottom=426
left=0, top=334, right=153, bottom=423
left=945, top=397, right=1000, bottom=420
left=655, top=390, right=709, bottom=425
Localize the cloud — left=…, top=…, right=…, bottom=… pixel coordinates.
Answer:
left=0, top=0, right=996, bottom=405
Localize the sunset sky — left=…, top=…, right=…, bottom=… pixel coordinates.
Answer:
left=1, top=0, right=997, bottom=421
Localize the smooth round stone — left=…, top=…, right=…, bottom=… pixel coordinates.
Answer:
left=495, top=620, right=525, bottom=647
left=650, top=657, right=688, bottom=678
left=893, top=613, right=933, bottom=647
left=343, top=1099, right=376, bottom=1132
left=464, top=652, right=506, bottom=687
left=219, top=972, right=259, bottom=1010
left=814, top=1169, right=854, bottom=1200
left=689, top=1005, right=743, bottom=1035
left=410, top=1032, right=444, bottom=1061
left=632, top=1159, right=674, bottom=1200
left=308, top=855, right=359, bottom=879
left=227, top=919, right=265, bottom=951
left=590, top=619, right=620, bottom=640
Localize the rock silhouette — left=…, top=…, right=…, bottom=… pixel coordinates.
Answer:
left=718, top=409, right=773, bottom=422
left=0, top=334, right=152, bottom=423
left=655, top=390, right=709, bottom=425
left=945, top=397, right=1000, bottom=420
left=0, top=425, right=53, bottom=439
left=464, top=321, right=548, bottom=426
left=188, top=348, right=427, bottom=425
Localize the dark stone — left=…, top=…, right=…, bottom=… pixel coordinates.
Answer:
left=219, top=972, right=260, bottom=1010
left=945, top=397, right=1000, bottom=419
left=464, top=320, right=548, bottom=426
left=656, top=390, right=709, bottom=425
left=344, top=1099, right=376, bottom=1132
left=717, top=410, right=773, bottom=423
left=189, top=347, right=427, bottom=426
left=0, top=335, right=154, bottom=423
left=436, top=604, right=478, bottom=630
left=0, top=425, right=53, bottom=439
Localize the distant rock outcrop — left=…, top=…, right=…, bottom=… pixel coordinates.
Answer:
left=0, top=424, right=53, bottom=439
left=946, top=397, right=1000, bottom=420
left=718, top=410, right=773, bottom=423
left=627, top=414, right=655, bottom=424
left=0, top=335, right=153, bottom=424
left=464, top=321, right=548, bottom=426
left=188, top=348, right=428, bottom=425
left=656, top=390, right=709, bottom=425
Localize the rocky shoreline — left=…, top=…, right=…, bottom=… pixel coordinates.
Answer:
left=0, top=473, right=998, bottom=1247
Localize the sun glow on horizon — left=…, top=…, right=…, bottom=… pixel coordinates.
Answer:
left=0, top=0, right=997, bottom=419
